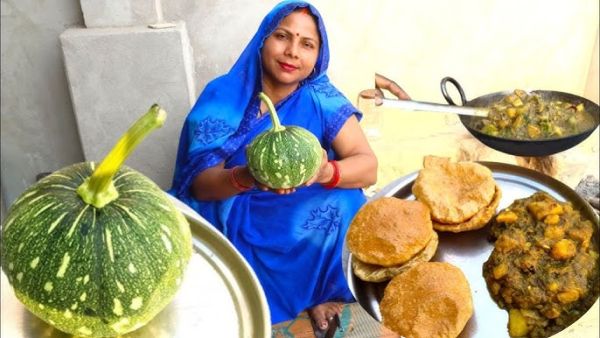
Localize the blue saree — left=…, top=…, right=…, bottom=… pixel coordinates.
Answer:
left=169, top=0, right=366, bottom=324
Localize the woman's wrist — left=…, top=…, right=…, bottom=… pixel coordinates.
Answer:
left=317, top=161, right=331, bottom=184
left=229, top=166, right=255, bottom=192
left=321, top=160, right=340, bottom=189
left=237, top=166, right=257, bottom=187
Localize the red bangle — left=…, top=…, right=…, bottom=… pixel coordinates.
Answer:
left=321, top=160, right=340, bottom=189
left=229, top=166, right=253, bottom=192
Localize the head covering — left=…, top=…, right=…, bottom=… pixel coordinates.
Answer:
left=170, top=0, right=358, bottom=198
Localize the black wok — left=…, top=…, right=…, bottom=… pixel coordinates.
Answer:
left=441, top=77, right=600, bottom=157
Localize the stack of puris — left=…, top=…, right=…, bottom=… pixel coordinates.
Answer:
left=412, top=156, right=502, bottom=232
left=347, top=197, right=438, bottom=282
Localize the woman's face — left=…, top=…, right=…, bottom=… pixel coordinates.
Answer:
left=261, top=10, right=320, bottom=91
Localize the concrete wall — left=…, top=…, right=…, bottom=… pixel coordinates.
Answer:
left=2, top=0, right=599, bottom=217
left=1, top=0, right=85, bottom=218
left=80, top=0, right=160, bottom=28
left=61, top=23, right=197, bottom=190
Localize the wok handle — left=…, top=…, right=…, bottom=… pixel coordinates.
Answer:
left=441, top=77, right=467, bottom=106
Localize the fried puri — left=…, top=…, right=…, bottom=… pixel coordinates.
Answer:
left=433, top=184, right=502, bottom=233
left=347, top=197, right=434, bottom=267
left=413, top=156, right=496, bottom=224
left=352, top=231, right=438, bottom=282
left=380, top=262, right=474, bottom=338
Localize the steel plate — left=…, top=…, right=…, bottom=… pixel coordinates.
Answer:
left=1, top=194, right=270, bottom=338
left=344, top=161, right=599, bottom=338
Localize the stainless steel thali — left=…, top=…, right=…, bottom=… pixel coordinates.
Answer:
left=344, top=161, right=599, bottom=338
left=1, top=194, right=270, bottom=338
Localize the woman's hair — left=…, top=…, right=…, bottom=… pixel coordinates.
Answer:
left=292, top=7, right=321, bottom=44
left=296, top=7, right=311, bottom=15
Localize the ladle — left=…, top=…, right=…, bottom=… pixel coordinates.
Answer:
left=378, top=97, right=489, bottom=117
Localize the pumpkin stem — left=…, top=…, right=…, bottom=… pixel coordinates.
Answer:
left=77, top=104, right=166, bottom=208
left=259, top=92, right=285, bottom=132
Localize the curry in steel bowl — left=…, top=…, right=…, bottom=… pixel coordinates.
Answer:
left=483, top=192, right=599, bottom=338
left=473, top=89, right=597, bottom=140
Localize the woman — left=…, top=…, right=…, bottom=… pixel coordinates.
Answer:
left=169, top=1, right=377, bottom=331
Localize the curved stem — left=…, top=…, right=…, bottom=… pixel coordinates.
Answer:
left=77, top=104, right=166, bottom=208
left=259, top=92, right=285, bottom=132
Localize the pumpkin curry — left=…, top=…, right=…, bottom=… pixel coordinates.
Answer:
left=474, top=89, right=596, bottom=140
left=483, top=192, right=599, bottom=338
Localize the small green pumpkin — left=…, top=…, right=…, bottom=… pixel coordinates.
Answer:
left=247, top=92, right=322, bottom=189
left=1, top=105, right=192, bottom=337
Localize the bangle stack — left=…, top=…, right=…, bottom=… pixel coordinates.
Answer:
left=229, top=166, right=253, bottom=192
left=321, top=160, right=341, bottom=189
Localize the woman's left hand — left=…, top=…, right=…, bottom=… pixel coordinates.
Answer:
left=304, top=149, right=331, bottom=187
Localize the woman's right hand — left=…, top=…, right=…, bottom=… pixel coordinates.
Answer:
left=359, top=73, right=411, bottom=105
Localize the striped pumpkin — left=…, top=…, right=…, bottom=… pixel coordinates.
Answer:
left=247, top=92, right=322, bottom=189
left=1, top=105, right=192, bottom=337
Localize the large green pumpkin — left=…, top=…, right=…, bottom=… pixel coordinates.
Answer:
left=247, top=92, right=322, bottom=189
left=1, top=105, right=192, bottom=337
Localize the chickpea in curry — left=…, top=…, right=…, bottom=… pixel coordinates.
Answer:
left=475, top=89, right=596, bottom=140
left=483, top=192, right=599, bottom=338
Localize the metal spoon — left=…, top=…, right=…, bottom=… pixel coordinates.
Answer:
left=379, top=98, right=489, bottom=117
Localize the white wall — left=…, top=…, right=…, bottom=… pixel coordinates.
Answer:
left=162, top=0, right=599, bottom=104
left=365, top=0, right=599, bottom=101
left=2, top=0, right=599, bottom=217
left=585, top=31, right=599, bottom=104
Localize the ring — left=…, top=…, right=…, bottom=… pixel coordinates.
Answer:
left=328, top=316, right=334, bottom=321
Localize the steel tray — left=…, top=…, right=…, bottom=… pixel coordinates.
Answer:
left=1, top=194, right=270, bottom=338
left=344, top=161, right=599, bottom=338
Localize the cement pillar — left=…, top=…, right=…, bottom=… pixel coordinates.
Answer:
left=61, top=1, right=196, bottom=189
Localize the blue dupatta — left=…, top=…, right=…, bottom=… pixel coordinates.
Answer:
left=169, top=0, right=366, bottom=324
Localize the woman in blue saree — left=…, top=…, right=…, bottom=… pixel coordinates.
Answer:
left=169, top=0, right=377, bottom=331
